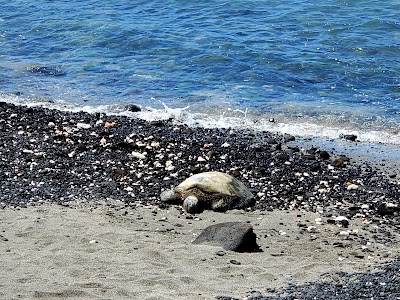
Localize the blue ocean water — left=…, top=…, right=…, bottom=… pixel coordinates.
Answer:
left=1, top=0, right=400, bottom=144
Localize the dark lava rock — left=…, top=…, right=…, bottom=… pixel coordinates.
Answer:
left=283, top=133, right=295, bottom=142
left=125, top=104, right=141, bottom=112
left=193, top=222, right=259, bottom=252
left=301, top=153, right=315, bottom=160
left=333, top=156, right=350, bottom=167
left=276, top=152, right=290, bottom=161
left=319, top=150, right=330, bottom=160
left=341, top=134, right=357, bottom=142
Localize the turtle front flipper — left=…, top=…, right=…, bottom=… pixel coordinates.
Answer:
left=183, top=195, right=203, bottom=213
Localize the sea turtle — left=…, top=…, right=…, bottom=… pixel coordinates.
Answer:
left=160, top=171, right=254, bottom=213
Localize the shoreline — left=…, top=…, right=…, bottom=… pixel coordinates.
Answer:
left=1, top=101, right=400, bottom=299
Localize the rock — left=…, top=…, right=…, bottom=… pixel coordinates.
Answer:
left=76, top=123, right=91, bottom=129
left=221, top=142, right=230, bottom=148
left=319, top=150, right=330, bottom=160
left=302, top=154, right=316, bottom=160
left=276, top=152, right=290, bottom=161
left=193, top=222, right=259, bottom=252
left=283, top=133, right=295, bottom=142
left=341, top=134, right=357, bottom=142
left=346, top=183, right=359, bottom=190
left=335, top=216, right=350, bottom=227
left=131, top=151, right=146, bottom=159
left=126, top=104, right=141, bottom=112
left=333, top=156, right=350, bottom=167
left=266, top=138, right=278, bottom=145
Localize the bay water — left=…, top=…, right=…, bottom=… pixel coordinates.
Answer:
left=1, top=0, right=399, bottom=152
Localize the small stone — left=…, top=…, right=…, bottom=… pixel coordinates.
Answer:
left=339, top=231, right=350, bottom=236
left=131, top=152, right=146, bottom=159
left=335, top=216, right=349, bottom=227
left=77, top=123, right=91, bottom=129
left=307, top=226, right=317, bottom=233
left=89, top=240, right=98, bottom=244
left=215, top=250, right=226, bottom=256
left=197, top=156, right=206, bottom=162
left=104, top=121, right=115, bottom=128
left=346, top=183, right=359, bottom=191
left=221, top=142, right=230, bottom=148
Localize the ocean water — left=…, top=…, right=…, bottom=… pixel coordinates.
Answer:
left=1, top=0, right=400, bottom=145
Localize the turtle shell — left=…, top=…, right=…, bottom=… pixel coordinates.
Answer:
left=175, top=171, right=253, bottom=200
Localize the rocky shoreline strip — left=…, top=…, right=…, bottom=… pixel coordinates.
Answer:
left=1, top=102, right=399, bottom=224
left=1, top=101, right=400, bottom=299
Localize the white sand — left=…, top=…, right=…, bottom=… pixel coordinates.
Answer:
left=1, top=201, right=399, bottom=300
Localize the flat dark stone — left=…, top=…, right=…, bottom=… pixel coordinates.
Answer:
left=193, top=222, right=259, bottom=252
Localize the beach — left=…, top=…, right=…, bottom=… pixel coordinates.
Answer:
left=1, top=102, right=400, bottom=299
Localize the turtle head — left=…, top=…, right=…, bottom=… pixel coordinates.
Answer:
left=160, top=189, right=180, bottom=203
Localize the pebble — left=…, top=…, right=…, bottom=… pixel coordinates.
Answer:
left=77, top=123, right=91, bottom=129
left=131, top=152, right=146, bottom=159
left=347, top=183, right=359, bottom=190
left=89, top=240, right=98, bottom=244
left=221, top=142, right=230, bottom=148
left=339, top=231, right=350, bottom=236
left=314, top=217, right=322, bottom=225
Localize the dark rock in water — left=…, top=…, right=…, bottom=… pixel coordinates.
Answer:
left=341, top=134, right=357, bottom=142
left=126, top=104, right=141, bottom=112
left=319, top=150, right=330, bottom=160
left=193, top=222, right=259, bottom=252
left=283, top=133, right=295, bottom=142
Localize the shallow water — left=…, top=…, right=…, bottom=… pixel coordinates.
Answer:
left=1, top=0, right=400, bottom=144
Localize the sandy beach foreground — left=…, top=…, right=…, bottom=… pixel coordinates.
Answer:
left=1, top=102, right=400, bottom=299
left=1, top=201, right=399, bottom=300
